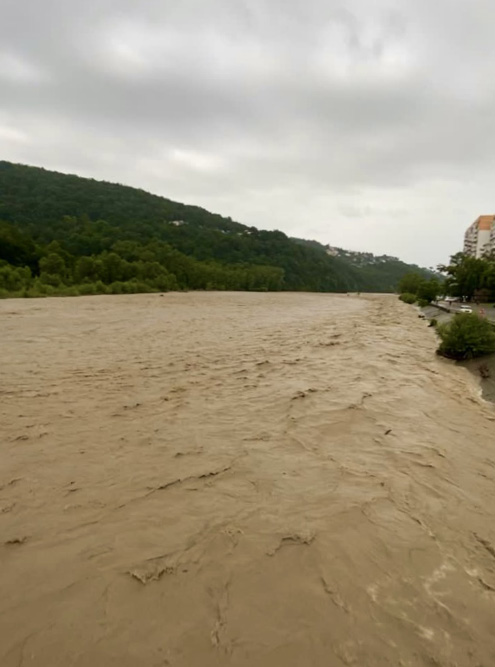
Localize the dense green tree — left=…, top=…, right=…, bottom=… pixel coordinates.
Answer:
left=75, top=256, right=100, bottom=283
left=39, top=253, right=65, bottom=276
left=99, top=252, right=126, bottom=284
left=0, top=221, right=38, bottom=271
left=439, top=253, right=491, bottom=300
left=417, top=278, right=441, bottom=303
left=398, top=272, right=424, bottom=295
left=0, top=264, right=31, bottom=292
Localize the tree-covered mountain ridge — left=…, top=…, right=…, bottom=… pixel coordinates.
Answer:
left=0, top=160, right=434, bottom=297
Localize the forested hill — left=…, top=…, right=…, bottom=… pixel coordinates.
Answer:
left=0, top=160, right=433, bottom=297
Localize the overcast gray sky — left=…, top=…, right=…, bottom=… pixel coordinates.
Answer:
left=2, top=0, right=494, bottom=267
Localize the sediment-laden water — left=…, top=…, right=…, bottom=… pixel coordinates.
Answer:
left=1, top=292, right=495, bottom=666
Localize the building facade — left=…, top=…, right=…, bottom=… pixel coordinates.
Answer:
left=463, top=215, right=495, bottom=257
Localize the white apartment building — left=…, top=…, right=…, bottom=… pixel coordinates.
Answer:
left=463, top=215, right=495, bottom=257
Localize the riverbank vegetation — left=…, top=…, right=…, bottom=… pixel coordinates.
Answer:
left=436, top=314, right=495, bottom=360
left=0, top=161, right=435, bottom=298
left=399, top=292, right=417, bottom=304
left=397, top=271, right=495, bottom=361
left=439, top=252, right=495, bottom=302
left=398, top=272, right=441, bottom=306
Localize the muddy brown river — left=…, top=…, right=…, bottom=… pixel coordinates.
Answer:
left=1, top=292, right=495, bottom=666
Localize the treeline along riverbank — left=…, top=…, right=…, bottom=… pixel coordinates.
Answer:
left=0, top=161, right=434, bottom=297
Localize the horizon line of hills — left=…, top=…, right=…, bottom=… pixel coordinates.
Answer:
left=0, top=160, right=434, bottom=296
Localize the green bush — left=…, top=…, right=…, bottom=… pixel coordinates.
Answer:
left=429, top=318, right=438, bottom=328
left=58, top=286, right=80, bottom=297
left=0, top=265, right=31, bottom=291
left=121, top=279, right=154, bottom=294
left=108, top=281, right=125, bottom=294
left=417, top=298, right=429, bottom=308
left=37, top=282, right=56, bottom=296
left=437, top=313, right=495, bottom=360
left=94, top=280, right=107, bottom=295
left=78, top=282, right=97, bottom=296
left=40, top=272, right=64, bottom=287
left=399, top=293, right=417, bottom=304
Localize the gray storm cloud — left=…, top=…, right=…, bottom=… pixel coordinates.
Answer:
left=2, top=0, right=495, bottom=266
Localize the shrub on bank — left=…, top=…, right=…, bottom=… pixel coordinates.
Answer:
left=417, top=298, right=429, bottom=308
left=399, top=293, right=417, bottom=304
left=437, top=313, right=495, bottom=360
left=78, top=283, right=97, bottom=296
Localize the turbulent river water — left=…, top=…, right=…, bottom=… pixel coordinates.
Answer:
left=1, top=292, right=495, bottom=666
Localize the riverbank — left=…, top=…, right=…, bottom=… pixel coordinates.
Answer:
left=460, top=355, right=495, bottom=402
left=420, top=302, right=495, bottom=402
left=1, top=292, right=495, bottom=666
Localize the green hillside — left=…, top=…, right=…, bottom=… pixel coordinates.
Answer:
left=292, top=237, right=438, bottom=293
left=0, top=161, right=433, bottom=297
